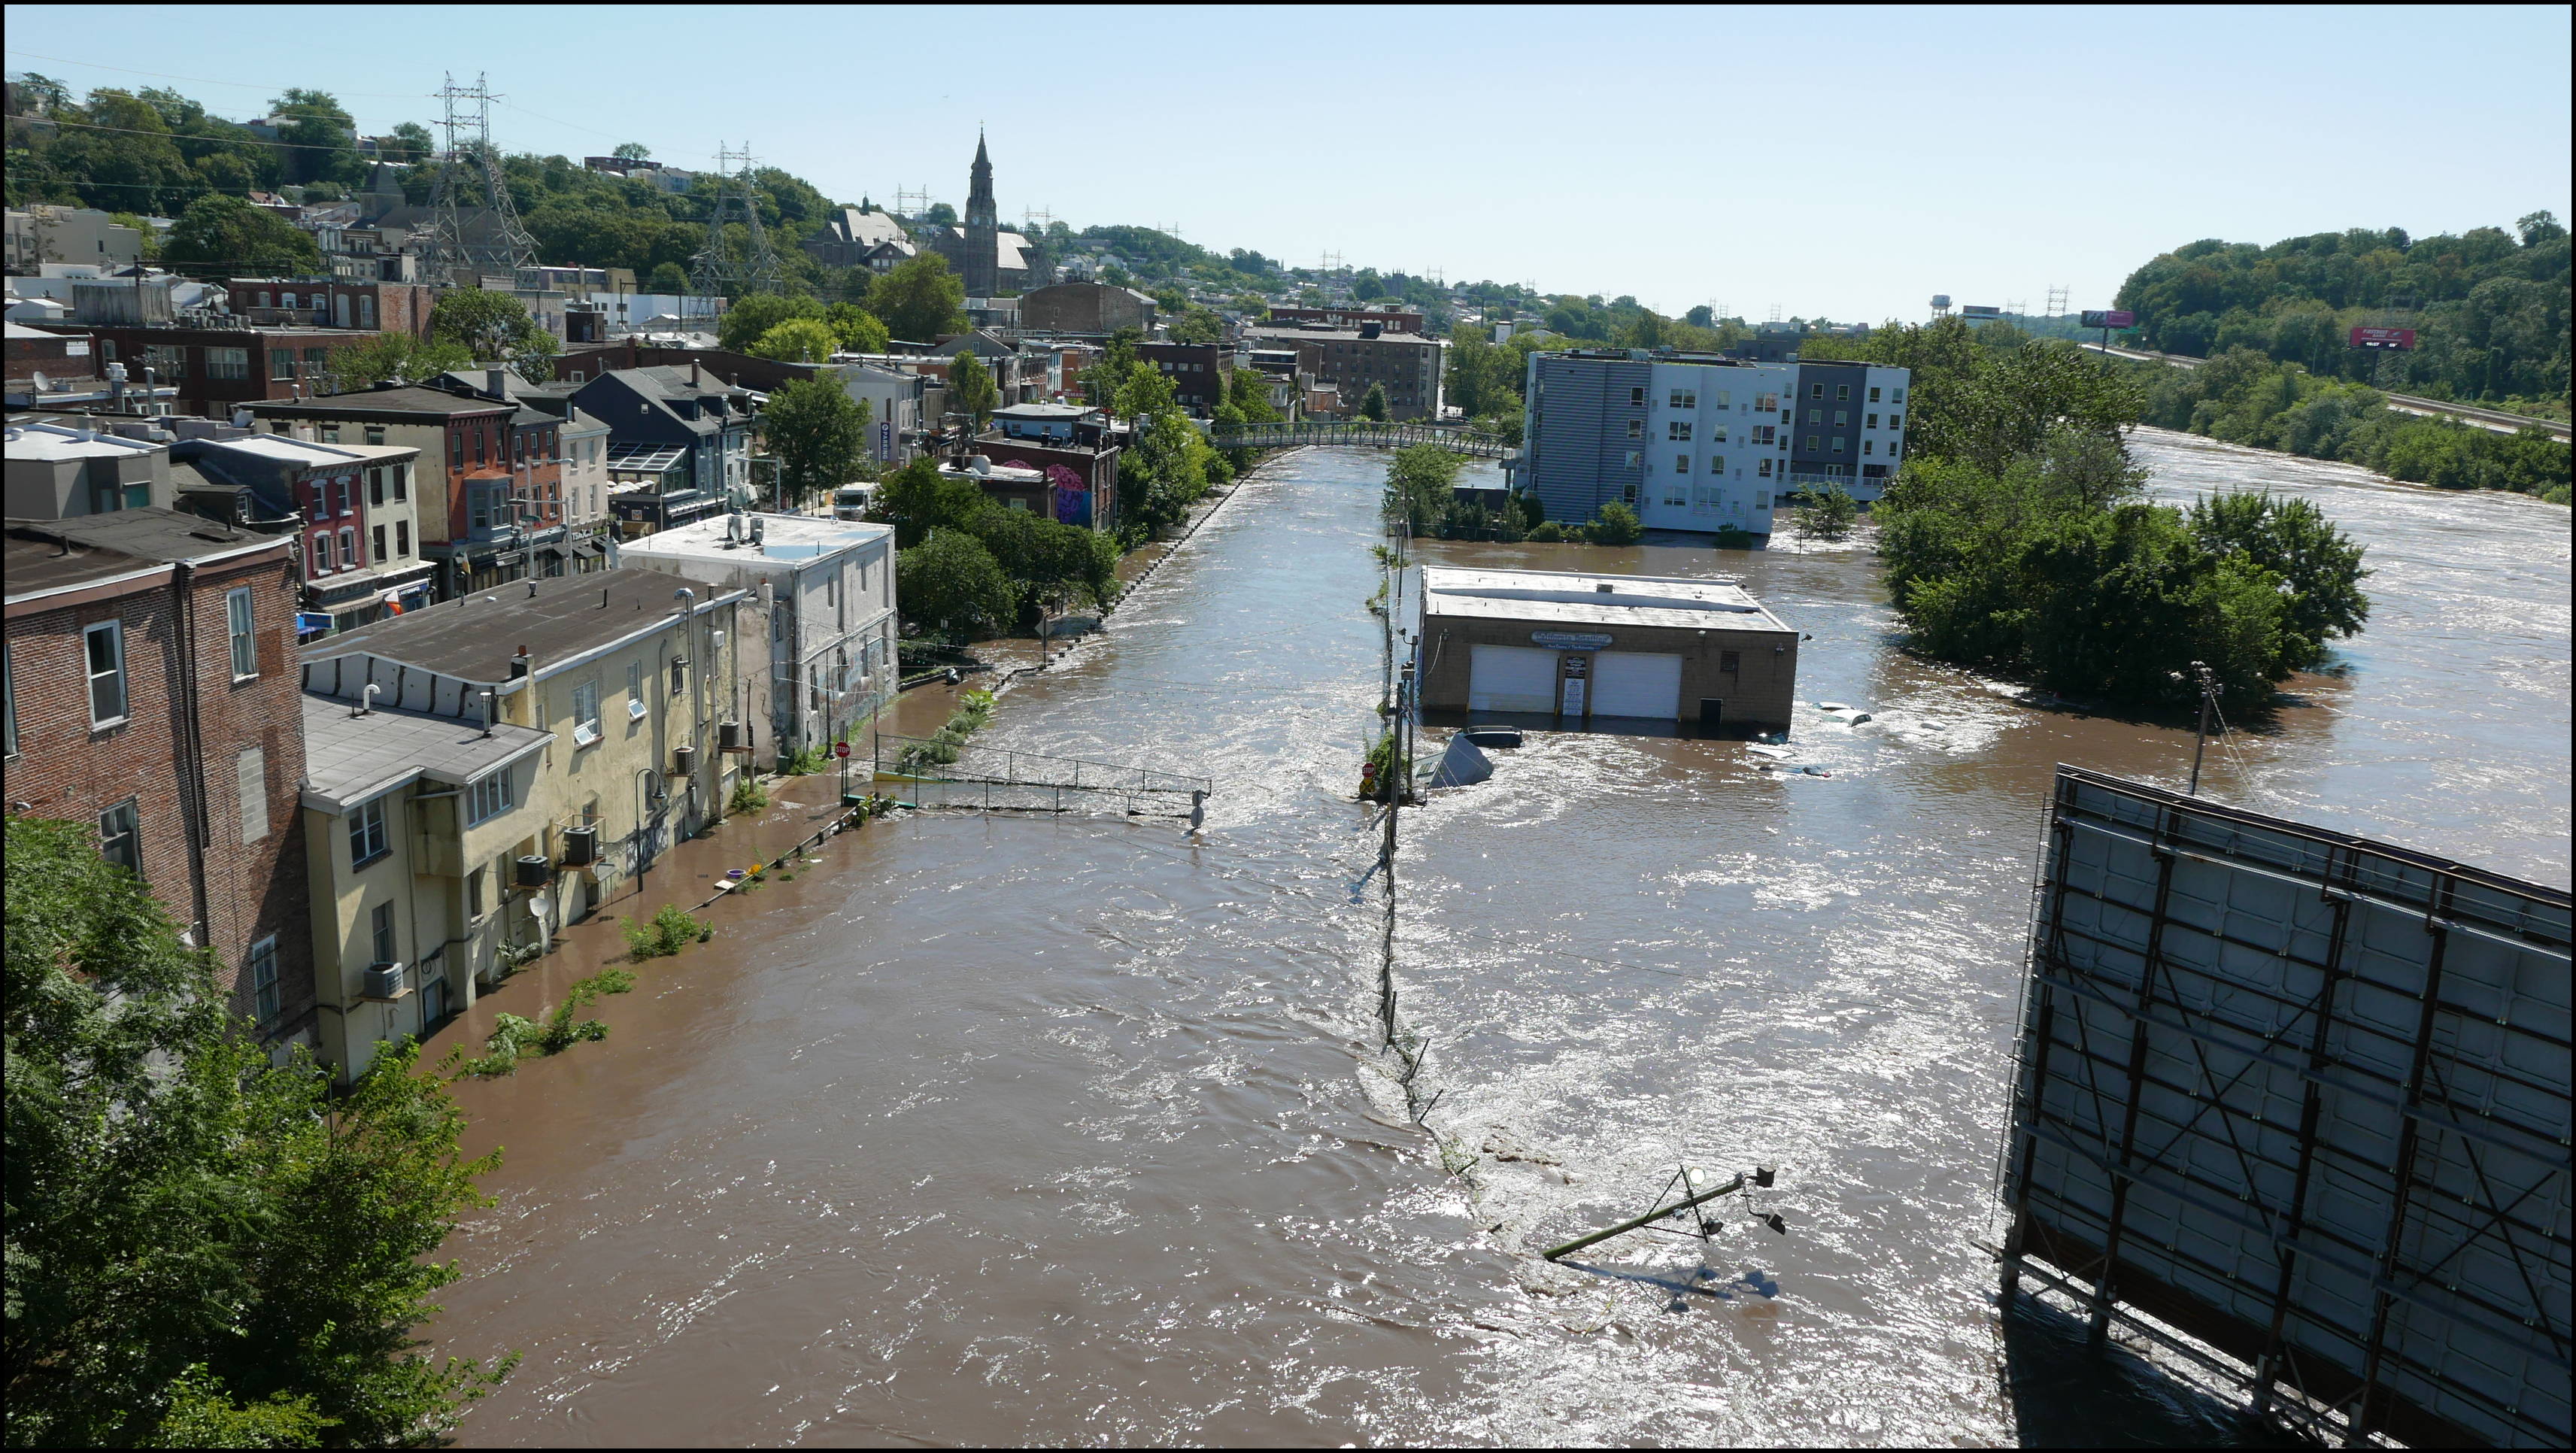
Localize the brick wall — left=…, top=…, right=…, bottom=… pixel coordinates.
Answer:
left=4, top=545, right=314, bottom=1039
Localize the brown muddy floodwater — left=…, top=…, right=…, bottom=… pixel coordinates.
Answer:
left=435, top=429, right=2569, bottom=1447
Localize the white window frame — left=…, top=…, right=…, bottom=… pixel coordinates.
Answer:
left=99, top=797, right=141, bottom=874
left=571, top=678, right=602, bottom=746
left=627, top=660, right=647, bottom=720
left=312, top=531, right=333, bottom=574
left=348, top=794, right=390, bottom=866
left=226, top=586, right=257, bottom=679
left=466, top=769, right=514, bottom=824
left=83, top=620, right=127, bottom=726
left=248, top=936, right=281, bottom=1024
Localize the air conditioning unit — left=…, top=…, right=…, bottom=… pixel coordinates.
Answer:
left=514, top=854, right=551, bottom=889
left=672, top=744, right=699, bottom=776
left=719, top=720, right=745, bottom=750
left=362, top=961, right=408, bottom=1000
left=560, top=824, right=598, bottom=866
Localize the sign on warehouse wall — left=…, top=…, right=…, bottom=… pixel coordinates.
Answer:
left=1998, top=766, right=2569, bottom=1449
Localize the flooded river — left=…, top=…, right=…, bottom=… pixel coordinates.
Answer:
left=437, top=428, right=2569, bottom=1445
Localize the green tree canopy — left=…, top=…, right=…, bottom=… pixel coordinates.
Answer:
left=748, top=317, right=840, bottom=364
left=426, top=290, right=559, bottom=383
left=611, top=141, right=651, bottom=161
left=872, top=456, right=992, bottom=548
left=159, top=193, right=320, bottom=278
left=1167, top=305, right=1224, bottom=345
left=869, top=253, right=967, bottom=342
left=762, top=377, right=870, bottom=506
left=947, top=349, right=1000, bottom=429
left=824, top=302, right=890, bottom=354
left=320, top=332, right=473, bottom=394
left=1357, top=382, right=1390, bottom=422
left=1583, top=499, right=1642, bottom=545
left=897, top=528, right=1017, bottom=640
left=716, top=292, right=824, bottom=353
left=647, top=261, right=690, bottom=293
left=3, top=815, right=514, bottom=1447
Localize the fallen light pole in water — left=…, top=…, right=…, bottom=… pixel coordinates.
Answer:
left=1543, top=1165, right=1783, bottom=1261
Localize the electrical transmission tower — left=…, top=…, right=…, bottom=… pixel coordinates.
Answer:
left=2044, top=284, right=2068, bottom=322
left=1021, top=206, right=1054, bottom=231
left=689, top=143, right=787, bottom=299
left=416, top=71, right=537, bottom=289
left=891, top=186, right=932, bottom=220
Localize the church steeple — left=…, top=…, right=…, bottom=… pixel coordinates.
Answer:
left=961, top=132, right=999, bottom=297
left=966, top=131, right=996, bottom=229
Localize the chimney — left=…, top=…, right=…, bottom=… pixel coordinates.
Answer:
left=691, top=359, right=702, bottom=387
left=486, top=367, right=507, bottom=400
left=508, top=645, right=532, bottom=679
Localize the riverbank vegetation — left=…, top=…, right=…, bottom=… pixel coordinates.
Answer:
left=5, top=815, right=514, bottom=1446
left=1807, top=317, right=2371, bottom=710
left=876, top=457, right=1120, bottom=642
left=445, top=969, right=636, bottom=1079
left=2130, top=350, right=2571, bottom=503
left=2114, top=214, right=2569, bottom=416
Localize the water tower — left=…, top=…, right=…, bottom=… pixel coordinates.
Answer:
left=1930, top=294, right=1953, bottom=320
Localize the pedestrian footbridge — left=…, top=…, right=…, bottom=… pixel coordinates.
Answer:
left=1204, top=420, right=1519, bottom=460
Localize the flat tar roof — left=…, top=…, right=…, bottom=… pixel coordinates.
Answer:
left=303, top=564, right=745, bottom=684
left=299, top=692, right=553, bottom=811
left=1420, top=566, right=1792, bottom=634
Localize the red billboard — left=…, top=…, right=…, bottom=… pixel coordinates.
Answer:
left=2350, top=326, right=2417, bottom=350
left=2079, top=310, right=2135, bottom=329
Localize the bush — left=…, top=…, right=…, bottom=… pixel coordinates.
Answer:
left=782, top=743, right=830, bottom=776
left=446, top=969, right=636, bottom=1079
left=622, top=903, right=706, bottom=962
left=729, top=776, right=772, bottom=812
left=1583, top=501, right=1643, bottom=545
left=1527, top=520, right=1567, bottom=541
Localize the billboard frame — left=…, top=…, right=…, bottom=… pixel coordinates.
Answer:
left=1997, top=766, right=2571, bottom=1448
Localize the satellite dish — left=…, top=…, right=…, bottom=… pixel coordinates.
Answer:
left=529, top=896, right=551, bottom=921
left=30, top=372, right=53, bottom=392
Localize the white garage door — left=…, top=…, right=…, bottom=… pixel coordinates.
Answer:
left=1591, top=651, right=1682, bottom=720
left=1468, top=645, right=1559, bottom=713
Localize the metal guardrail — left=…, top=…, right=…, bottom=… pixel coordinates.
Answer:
left=1204, top=420, right=1519, bottom=460
left=870, top=733, right=1211, bottom=818
left=2081, top=342, right=2571, bottom=441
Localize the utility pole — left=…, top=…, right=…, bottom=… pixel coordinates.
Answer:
left=2187, top=660, right=2217, bottom=795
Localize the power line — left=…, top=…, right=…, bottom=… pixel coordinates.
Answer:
left=3, top=48, right=432, bottom=101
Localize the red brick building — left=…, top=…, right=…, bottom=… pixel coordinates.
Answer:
left=4, top=509, right=314, bottom=1045
left=28, top=322, right=381, bottom=417
left=1136, top=341, right=1226, bottom=412
left=223, top=278, right=437, bottom=338
left=1263, top=305, right=1426, bottom=334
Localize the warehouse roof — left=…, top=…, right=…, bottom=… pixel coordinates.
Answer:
left=1421, top=566, right=1792, bottom=633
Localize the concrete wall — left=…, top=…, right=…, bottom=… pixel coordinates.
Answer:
left=1416, top=609, right=1798, bottom=733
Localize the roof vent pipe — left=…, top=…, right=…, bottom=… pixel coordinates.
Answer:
left=479, top=689, right=495, bottom=738
left=355, top=682, right=380, bottom=717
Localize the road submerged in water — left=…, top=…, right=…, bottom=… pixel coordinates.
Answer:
left=436, top=429, right=2570, bottom=1446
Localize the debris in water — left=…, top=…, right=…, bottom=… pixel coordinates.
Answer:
left=1428, top=733, right=1494, bottom=789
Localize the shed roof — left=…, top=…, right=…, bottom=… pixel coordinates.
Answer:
left=299, top=692, right=553, bottom=811
left=1420, top=566, right=1792, bottom=634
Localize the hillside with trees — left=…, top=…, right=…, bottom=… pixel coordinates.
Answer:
left=2113, top=214, right=2571, bottom=416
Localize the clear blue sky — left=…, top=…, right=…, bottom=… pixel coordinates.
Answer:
left=8, top=4, right=2568, bottom=321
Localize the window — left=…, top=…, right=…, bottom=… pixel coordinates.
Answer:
left=1755, top=491, right=1771, bottom=509
left=237, top=745, right=268, bottom=842
left=365, top=424, right=386, bottom=445
left=248, top=936, right=280, bottom=1024
left=1887, top=441, right=1900, bottom=460
left=1831, top=437, right=1847, bottom=453
left=359, top=296, right=375, bottom=329
left=627, top=660, right=646, bottom=719
left=311, top=532, right=333, bottom=573
left=571, top=679, right=600, bottom=746
left=1834, top=411, right=1848, bottom=426
left=1628, top=386, right=1646, bottom=405
left=223, top=586, right=256, bottom=679
left=1710, top=454, right=1727, bottom=474
left=83, top=620, right=126, bottom=725
left=271, top=347, right=296, bottom=379
left=1866, top=414, right=1878, bottom=429
left=1622, top=450, right=1642, bottom=470
left=396, top=520, right=411, bottom=557
left=1755, top=393, right=1777, bottom=411
left=1805, top=435, right=1820, bottom=451
left=1667, top=420, right=1693, bottom=441
left=1626, top=419, right=1643, bottom=438
left=1668, top=389, right=1695, bottom=408
left=1713, top=390, right=1731, bottom=409
left=336, top=475, right=353, bottom=514
left=281, top=292, right=298, bottom=311
left=143, top=342, right=187, bottom=380
left=450, top=432, right=463, bottom=469
left=1894, top=389, right=1906, bottom=405
left=1869, top=387, right=1883, bottom=403
left=371, top=902, right=396, bottom=966
left=1720, top=651, right=1741, bottom=674
left=348, top=794, right=390, bottom=866
left=1836, top=384, right=1850, bottom=401
left=467, top=769, right=514, bottom=823
left=1864, top=440, right=1875, bottom=455
left=1810, top=384, right=1824, bottom=399
left=669, top=657, right=687, bottom=697
left=469, top=486, right=499, bottom=532
left=321, top=424, right=341, bottom=444
left=339, top=526, right=359, bottom=569
left=205, top=347, right=247, bottom=381
left=1758, top=458, right=1773, bottom=478
left=304, top=347, right=329, bottom=376
left=1674, top=452, right=1690, bottom=474
left=466, top=866, right=486, bottom=919
left=373, top=523, right=388, bottom=561
left=369, top=468, right=383, bottom=506
left=1622, top=483, right=1639, bottom=503
left=1889, top=414, right=1902, bottom=431
left=1807, top=408, right=1822, bottom=424
left=99, top=799, right=141, bottom=874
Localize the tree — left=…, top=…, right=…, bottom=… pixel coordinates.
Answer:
left=320, top=332, right=472, bottom=394
left=1382, top=443, right=1464, bottom=536
left=159, top=193, right=320, bottom=278
left=269, top=89, right=358, bottom=186
left=871, top=456, right=993, bottom=548
left=1358, top=382, right=1389, bottom=422
left=611, top=141, right=651, bottom=162
left=1685, top=305, right=1715, bottom=328
left=748, top=317, right=840, bottom=364
left=1583, top=500, right=1643, bottom=546
left=715, top=292, right=823, bottom=353
left=1790, top=484, right=1860, bottom=544
left=921, top=202, right=957, bottom=227
left=1224, top=367, right=1280, bottom=423
left=947, top=349, right=1000, bottom=430
left=426, top=290, right=558, bottom=383
left=381, top=122, right=434, bottom=165
left=869, top=253, right=967, bottom=342
left=647, top=261, right=690, bottom=293
left=762, top=377, right=869, bottom=506
left=897, top=529, right=1016, bottom=640
left=2186, top=490, right=2370, bottom=667
left=1167, top=305, right=1223, bottom=345
left=4, top=815, right=514, bottom=1447
left=824, top=302, right=889, bottom=355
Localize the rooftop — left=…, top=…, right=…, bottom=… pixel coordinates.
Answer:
left=1420, top=566, right=1792, bottom=634
left=248, top=384, right=513, bottom=420
left=1242, top=324, right=1446, bottom=345
left=6, top=507, right=287, bottom=602
left=993, top=402, right=1100, bottom=420
left=192, top=434, right=419, bottom=468
left=5, top=420, right=162, bottom=462
left=302, top=564, right=746, bottom=684
left=299, top=692, right=553, bottom=811
left=619, top=511, right=890, bottom=566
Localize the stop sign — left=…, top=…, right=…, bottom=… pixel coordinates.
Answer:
left=834, top=741, right=851, bottom=758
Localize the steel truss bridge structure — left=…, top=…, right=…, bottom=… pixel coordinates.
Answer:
left=1997, top=766, right=2569, bottom=1448
left=1203, top=420, right=1519, bottom=460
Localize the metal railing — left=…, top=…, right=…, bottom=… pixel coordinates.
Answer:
left=871, top=732, right=1210, bottom=818
left=1203, top=420, right=1519, bottom=460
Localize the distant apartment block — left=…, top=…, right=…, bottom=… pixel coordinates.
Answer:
left=1518, top=350, right=1909, bottom=541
